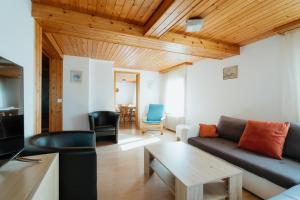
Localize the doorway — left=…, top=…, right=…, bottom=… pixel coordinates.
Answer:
left=41, top=54, right=50, bottom=132
left=114, top=71, right=140, bottom=129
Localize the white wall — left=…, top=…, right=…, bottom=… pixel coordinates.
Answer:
left=89, top=59, right=114, bottom=112
left=0, top=0, right=35, bottom=137
left=63, top=56, right=90, bottom=130
left=113, top=68, right=161, bottom=120
left=63, top=57, right=115, bottom=130
left=116, top=82, right=136, bottom=105
left=186, top=36, right=283, bottom=126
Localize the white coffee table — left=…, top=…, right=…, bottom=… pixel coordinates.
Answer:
left=144, top=142, right=242, bottom=200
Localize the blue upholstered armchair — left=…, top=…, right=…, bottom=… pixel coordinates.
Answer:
left=141, top=104, right=165, bottom=134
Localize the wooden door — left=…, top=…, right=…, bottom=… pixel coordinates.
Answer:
left=49, top=59, right=63, bottom=131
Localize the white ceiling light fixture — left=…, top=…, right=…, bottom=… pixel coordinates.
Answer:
left=185, top=18, right=204, bottom=33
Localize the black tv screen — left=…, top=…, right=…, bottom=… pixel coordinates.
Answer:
left=0, top=56, right=24, bottom=167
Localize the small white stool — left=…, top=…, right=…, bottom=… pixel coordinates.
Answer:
left=175, top=124, right=192, bottom=143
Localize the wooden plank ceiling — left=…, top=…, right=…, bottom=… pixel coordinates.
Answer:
left=32, top=0, right=300, bottom=71
left=32, top=0, right=163, bottom=25
left=52, top=33, right=200, bottom=71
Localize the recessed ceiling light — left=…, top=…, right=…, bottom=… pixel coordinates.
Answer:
left=186, top=18, right=204, bottom=33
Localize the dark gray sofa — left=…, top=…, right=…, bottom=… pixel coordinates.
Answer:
left=188, top=116, right=300, bottom=197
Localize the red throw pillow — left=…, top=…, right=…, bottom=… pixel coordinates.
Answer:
left=199, top=124, right=218, bottom=137
left=238, top=120, right=290, bottom=159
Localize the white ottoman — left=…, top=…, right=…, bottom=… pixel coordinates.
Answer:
left=176, top=124, right=192, bottom=143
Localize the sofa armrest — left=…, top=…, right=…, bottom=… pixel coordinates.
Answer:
left=268, top=185, right=300, bottom=200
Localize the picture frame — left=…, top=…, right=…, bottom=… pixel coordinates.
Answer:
left=70, top=70, right=82, bottom=83
left=223, top=65, right=238, bottom=80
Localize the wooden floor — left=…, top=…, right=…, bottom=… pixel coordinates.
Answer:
left=96, top=128, right=261, bottom=200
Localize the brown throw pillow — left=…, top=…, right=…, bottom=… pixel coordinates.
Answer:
left=199, top=124, right=218, bottom=138
left=238, top=120, right=290, bottom=159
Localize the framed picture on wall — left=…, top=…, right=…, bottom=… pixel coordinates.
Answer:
left=223, top=65, right=238, bottom=80
left=70, top=70, right=82, bottom=83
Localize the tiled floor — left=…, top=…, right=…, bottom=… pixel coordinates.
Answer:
left=96, top=128, right=261, bottom=200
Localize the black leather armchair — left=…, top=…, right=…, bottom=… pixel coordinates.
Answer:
left=88, top=111, right=120, bottom=143
left=21, top=131, right=97, bottom=200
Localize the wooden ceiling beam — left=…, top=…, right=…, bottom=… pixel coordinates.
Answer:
left=144, top=0, right=208, bottom=38
left=32, top=2, right=239, bottom=59
left=44, top=33, right=64, bottom=58
left=42, top=33, right=63, bottom=59
left=273, top=18, right=300, bottom=35
left=144, top=0, right=175, bottom=37
left=159, top=62, right=193, bottom=73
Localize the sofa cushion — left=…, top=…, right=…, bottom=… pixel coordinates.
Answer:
left=199, top=124, right=218, bottom=137
left=238, top=120, right=290, bottom=159
left=217, top=116, right=247, bottom=142
left=284, top=123, right=300, bottom=161
left=188, top=137, right=300, bottom=188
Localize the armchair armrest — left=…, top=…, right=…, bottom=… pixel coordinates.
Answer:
left=161, top=113, right=166, bottom=121
left=29, top=131, right=96, bottom=148
left=109, top=112, right=120, bottom=127
left=88, top=114, right=95, bottom=130
left=142, top=114, right=147, bottom=122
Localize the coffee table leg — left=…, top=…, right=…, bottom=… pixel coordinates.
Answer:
left=175, top=178, right=203, bottom=200
left=144, top=148, right=154, bottom=178
left=228, top=174, right=242, bottom=200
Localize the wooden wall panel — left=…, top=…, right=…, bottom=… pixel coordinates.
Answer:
left=35, top=21, right=43, bottom=134
left=49, top=59, right=63, bottom=131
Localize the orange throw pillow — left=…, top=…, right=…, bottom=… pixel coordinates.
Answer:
left=238, top=120, right=290, bottom=159
left=199, top=124, right=218, bottom=137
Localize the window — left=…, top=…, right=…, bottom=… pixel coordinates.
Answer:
left=163, top=69, right=185, bottom=117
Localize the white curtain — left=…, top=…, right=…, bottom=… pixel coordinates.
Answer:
left=162, top=68, right=186, bottom=117
left=281, top=28, right=300, bottom=122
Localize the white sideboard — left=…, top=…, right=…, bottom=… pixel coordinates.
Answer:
left=0, top=153, right=59, bottom=200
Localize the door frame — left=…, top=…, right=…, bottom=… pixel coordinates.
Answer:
left=114, top=71, right=140, bottom=129
left=35, top=21, right=63, bottom=133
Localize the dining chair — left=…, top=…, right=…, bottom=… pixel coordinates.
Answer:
left=119, top=106, right=130, bottom=123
